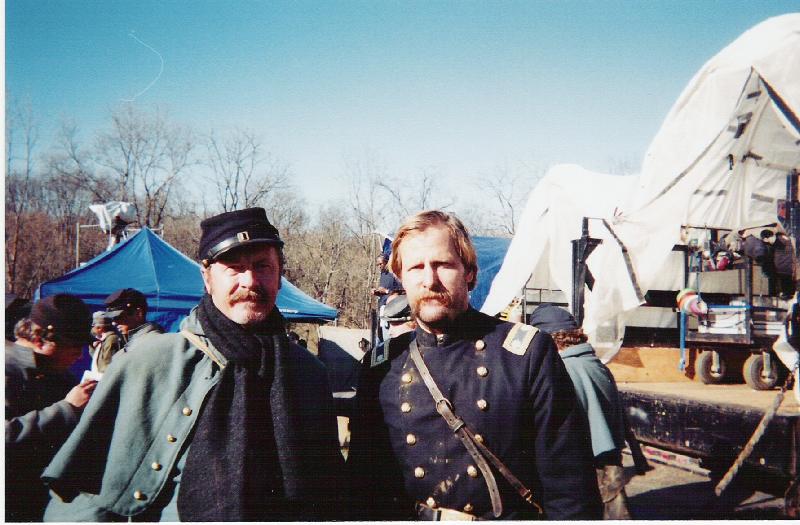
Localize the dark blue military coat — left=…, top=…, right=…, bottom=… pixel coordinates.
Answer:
left=348, top=308, right=602, bottom=520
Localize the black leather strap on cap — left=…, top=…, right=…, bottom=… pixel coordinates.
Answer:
left=205, top=234, right=282, bottom=261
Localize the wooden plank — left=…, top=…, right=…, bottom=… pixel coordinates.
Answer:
left=607, top=346, right=695, bottom=382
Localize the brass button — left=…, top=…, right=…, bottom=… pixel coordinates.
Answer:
left=476, top=399, right=488, bottom=411
left=401, top=373, right=412, bottom=384
left=426, top=497, right=437, bottom=508
left=463, top=503, right=474, bottom=513
left=467, top=465, right=479, bottom=478
left=406, top=434, right=417, bottom=446
left=166, top=434, right=177, bottom=443
left=182, top=407, right=192, bottom=416
left=475, top=339, right=485, bottom=351
left=474, top=434, right=484, bottom=444
left=400, top=402, right=412, bottom=413
left=133, top=490, right=146, bottom=501
left=47, top=325, right=54, bottom=330
left=477, top=366, right=488, bottom=377
left=414, top=467, right=425, bottom=478
left=151, top=462, right=162, bottom=471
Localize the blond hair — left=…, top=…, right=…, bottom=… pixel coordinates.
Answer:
left=389, top=210, right=478, bottom=291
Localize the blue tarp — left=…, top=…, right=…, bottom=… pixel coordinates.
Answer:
left=36, top=228, right=338, bottom=331
left=470, top=236, right=512, bottom=310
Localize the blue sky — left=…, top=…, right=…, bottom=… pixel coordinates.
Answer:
left=7, top=1, right=799, bottom=212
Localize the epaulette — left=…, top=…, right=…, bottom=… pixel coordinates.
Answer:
left=502, top=324, right=539, bottom=355
left=370, top=341, right=389, bottom=368
left=370, top=332, right=414, bottom=368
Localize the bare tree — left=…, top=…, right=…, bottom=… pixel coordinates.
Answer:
left=375, top=166, right=455, bottom=227
left=469, top=162, right=543, bottom=237
left=48, top=120, right=113, bottom=202
left=5, top=100, right=39, bottom=294
left=205, top=129, right=290, bottom=212
left=94, top=105, right=195, bottom=227
left=605, top=155, right=640, bottom=176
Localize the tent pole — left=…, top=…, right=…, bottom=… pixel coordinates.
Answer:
left=75, top=222, right=80, bottom=268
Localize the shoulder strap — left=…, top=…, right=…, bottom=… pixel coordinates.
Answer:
left=180, top=329, right=226, bottom=369
left=409, top=339, right=543, bottom=516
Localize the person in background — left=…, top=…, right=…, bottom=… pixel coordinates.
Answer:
left=372, top=253, right=402, bottom=306
left=103, top=288, right=164, bottom=351
left=349, top=210, right=601, bottom=520
left=6, top=294, right=97, bottom=522
left=529, top=303, right=631, bottom=520
left=42, top=207, right=345, bottom=521
left=368, top=293, right=416, bottom=368
left=89, top=310, right=120, bottom=373
left=372, top=253, right=403, bottom=342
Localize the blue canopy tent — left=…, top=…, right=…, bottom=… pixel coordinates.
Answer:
left=36, top=228, right=338, bottom=332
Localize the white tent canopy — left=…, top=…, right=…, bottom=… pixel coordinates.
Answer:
left=480, top=165, right=638, bottom=315
left=482, top=14, right=800, bottom=360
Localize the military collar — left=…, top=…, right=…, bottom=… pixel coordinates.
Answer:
left=414, top=308, right=482, bottom=348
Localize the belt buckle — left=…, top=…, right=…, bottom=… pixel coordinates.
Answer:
left=416, top=503, right=477, bottom=521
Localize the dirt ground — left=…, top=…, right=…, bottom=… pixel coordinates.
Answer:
left=622, top=451, right=791, bottom=519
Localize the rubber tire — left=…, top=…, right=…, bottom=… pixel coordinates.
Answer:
left=742, top=353, right=778, bottom=390
left=695, top=350, right=727, bottom=384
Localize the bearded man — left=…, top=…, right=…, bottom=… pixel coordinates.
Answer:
left=348, top=210, right=602, bottom=520
left=42, top=208, right=345, bottom=521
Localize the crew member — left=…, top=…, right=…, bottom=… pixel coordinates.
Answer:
left=103, top=288, right=164, bottom=351
left=529, top=303, right=631, bottom=519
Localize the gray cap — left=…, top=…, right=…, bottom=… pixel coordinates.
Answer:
left=381, top=296, right=412, bottom=322
left=92, top=311, right=112, bottom=327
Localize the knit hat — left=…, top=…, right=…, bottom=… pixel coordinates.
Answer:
left=528, top=303, right=579, bottom=334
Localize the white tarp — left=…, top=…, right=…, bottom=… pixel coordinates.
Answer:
left=481, top=14, right=800, bottom=360
left=481, top=165, right=638, bottom=314
left=585, top=14, right=800, bottom=342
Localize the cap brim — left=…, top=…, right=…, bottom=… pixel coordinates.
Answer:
left=212, top=238, right=284, bottom=261
left=105, top=309, right=124, bottom=319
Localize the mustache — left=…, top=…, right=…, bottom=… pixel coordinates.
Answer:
left=413, top=291, right=453, bottom=309
left=230, top=288, right=269, bottom=303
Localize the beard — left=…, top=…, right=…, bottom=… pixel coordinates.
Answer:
left=409, top=289, right=468, bottom=329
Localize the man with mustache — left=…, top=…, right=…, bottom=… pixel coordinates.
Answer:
left=42, top=208, right=346, bottom=521
left=349, top=210, right=602, bottom=520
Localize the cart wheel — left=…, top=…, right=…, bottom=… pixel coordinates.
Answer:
left=743, top=353, right=778, bottom=390
left=695, top=350, right=727, bottom=384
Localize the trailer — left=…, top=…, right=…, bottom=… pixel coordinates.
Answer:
left=620, top=381, right=799, bottom=516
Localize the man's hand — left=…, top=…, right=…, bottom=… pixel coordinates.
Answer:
left=65, top=380, right=98, bottom=409
left=372, top=287, right=388, bottom=296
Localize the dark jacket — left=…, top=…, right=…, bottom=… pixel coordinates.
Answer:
left=6, top=341, right=80, bottom=522
left=348, top=308, right=602, bottom=520
left=42, top=309, right=345, bottom=521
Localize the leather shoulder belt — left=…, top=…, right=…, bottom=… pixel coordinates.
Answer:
left=409, top=339, right=543, bottom=518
